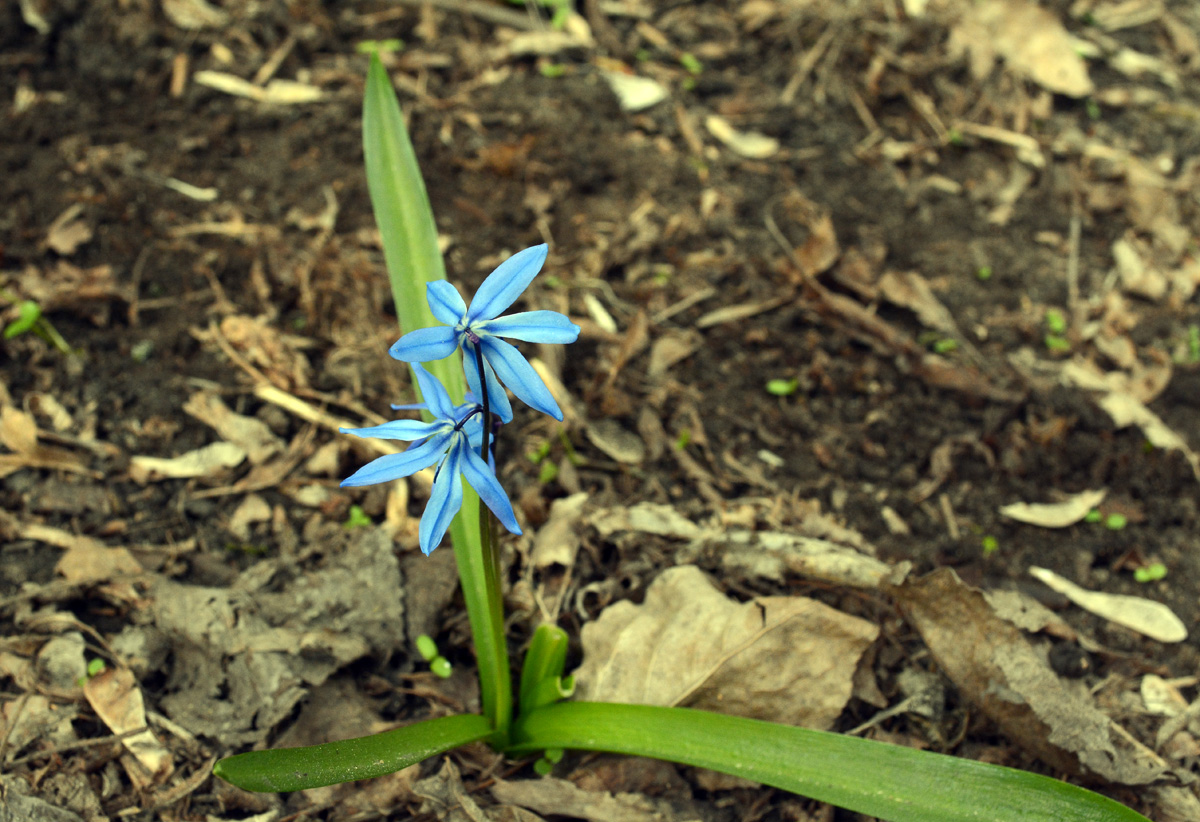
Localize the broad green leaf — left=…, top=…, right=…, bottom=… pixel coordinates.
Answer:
left=508, top=702, right=1149, bottom=822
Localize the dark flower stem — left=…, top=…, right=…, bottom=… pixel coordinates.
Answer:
left=470, top=341, right=510, bottom=742
left=472, top=343, right=492, bottom=463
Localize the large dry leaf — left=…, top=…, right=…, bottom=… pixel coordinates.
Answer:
left=573, top=565, right=877, bottom=729
left=889, top=569, right=1163, bottom=784
left=948, top=0, right=1093, bottom=97
left=83, top=668, right=173, bottom=779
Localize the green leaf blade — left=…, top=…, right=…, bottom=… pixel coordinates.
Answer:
left=214, top=713, right=493, bottom=792
left=508, top=702, right=1149, bottom=822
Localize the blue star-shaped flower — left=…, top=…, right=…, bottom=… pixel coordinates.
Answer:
left=339, top=364, right=521, bottom=555
left=387, top=244, right=580, bottom=422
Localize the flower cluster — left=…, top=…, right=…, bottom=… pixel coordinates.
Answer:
left=341, top=244, right=579, bottom=555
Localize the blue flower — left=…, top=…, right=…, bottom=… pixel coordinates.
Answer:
left=388, top=244, right=580, bottom=422
left=340, top=364, right=521, bottom=555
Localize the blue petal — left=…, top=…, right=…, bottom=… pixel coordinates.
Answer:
left=389, top=326, right=458, bottom=362
left=463, top=344, right=513, bottom=423
left=411, top=363, right=456, bottom=421
left=427, top=280, right=468, bottom=326
left=467, top=244, right=549, bottom=322
left=461, top=447, right=522, bottom=536
left=339, top=419, right=443, bottom=441
left=481, top=336, right=562, bottom=421
left=419, top=449, right=464, bottom=555
left=340, top=432, right=453, bottom=487
left=479, top=311, right=580, bottom=344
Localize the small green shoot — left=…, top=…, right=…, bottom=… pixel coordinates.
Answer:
left=356, top=39, right=404, bottom=56
left=1133, top=563, right=1166, bottom=583
left=947, top=128, right=964, bottom=146
left=1, top=295, right=73, bottom=354
left=430, top=656, right=453, bottom=678
left=1045, top=335, right=1071, bottom=352
left=975, top=266, right=993, bottom=281
left=1104, top=512, right=1128, bottom=531
left=533, top=747, right=565, bottom=775
left=343, top=505, right=372, bottom=530
left=981, top=535, right=999, bottom=556
left=932, top=338, right=958, bottom=354
left=674, top=428, right=691, bottom=450
left=1084, top=509, right=1102, bottom=524
left=416, top=635, right=439, bottom=662
left=679, top=53, right=703, bottom=75
left=1086, top=99, right=1102, bottom=121
left=558, top=430, right=582, bottom=466
left=766, top=378, right=799, bottom=397
left=538, top=460, right=559, bottom=484
left=78, top=657, right=108, bottom=687
left=1045, top=309, right=1067, bottom=336
left=540, top=63, right=566, bottom=79
left=527, top=441, right=552, bottom=464
left=635, top=48, right=651, bottom=62
left=3, top=300, right=41, bottom=339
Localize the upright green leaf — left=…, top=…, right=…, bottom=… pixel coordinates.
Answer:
left=362, top=55, right=512, bottom=738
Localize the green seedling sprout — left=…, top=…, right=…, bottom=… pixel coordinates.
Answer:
left=674, top=428, right=691, bottom=450
left=343, top=505, right=372, bottom=530
left=975, top=265, right=993, bottom=281
left=537, top=460, right=558, bottom=484
left=766, top=377, right=799, bottom=396
left=1, top=295, right=74, bottom=354
left=539, top=63, right=566, bottom=79
left=209, top=53, right=1154, bottom=822
left=417, top=635, right=453, bottom=678
left=1045, top=308, right=1067, bottom=336
left=679, top=53, right=703, bottom=75
left=1133, top=563, right=1166, bottom=583
left=932, top=338, right=958, bottom=354
left=981, top=535, right=999, bottom=556
left=1104, top=512, right=1128, bottom=531
left=1084, top=509, right=1102, bottom=524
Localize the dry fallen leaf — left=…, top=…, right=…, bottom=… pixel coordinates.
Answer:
left=573, top=565, right=878, bottom=728
left=493, top=776, right=672, bottom=822
left=705, top=114, right=779, bottom=159
left=999, top=488, right=1107, bottom=528
left=889, top=568, right=1164, bottom=784
left=948, top=0, right=1093, bottom=97
left=183, top=391, right=283, bottom=464
left=84, top=668, right=173, bottom=779
left=129, top=441, right=246, bottom=482
left=1029, top=566, right=1187, bottom=643
left=530, top=492, right=589, bottom=570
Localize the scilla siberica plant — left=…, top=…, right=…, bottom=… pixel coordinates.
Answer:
left=213, top=54, right=1149, bottom=822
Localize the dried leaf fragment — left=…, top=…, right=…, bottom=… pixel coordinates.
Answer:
left=889, top=568, right=1163, bottom=784
left=574, top=565, right=877, bottom=728
left=84, top=668, right=173, bottom=778
left=705, top=114, right=779, bottom=159
left=999, top=488, right=1107, bottom=527
left=1029, top=566, right=1186, bottom=643
left=129, top=441, right=246, bottom=482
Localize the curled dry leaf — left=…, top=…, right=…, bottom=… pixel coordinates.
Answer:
left=704, top=114, right=779, bottom=159
left=530, top=492, right=589, bottom=570
left=1029, top=566, right=1187, bottom=643
left=493, top=776, right=671, bottom=822
left=573, top=565, right=878, bottom=729
left=129, top=441, right=246, bottom=482
left=183, top=391, right=283, bottom=464
left=999, top=488, right=1107, bottom=528
left=888, top=568, right=1164, bottom=784
left=84, top=668, right=173, bottom=780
